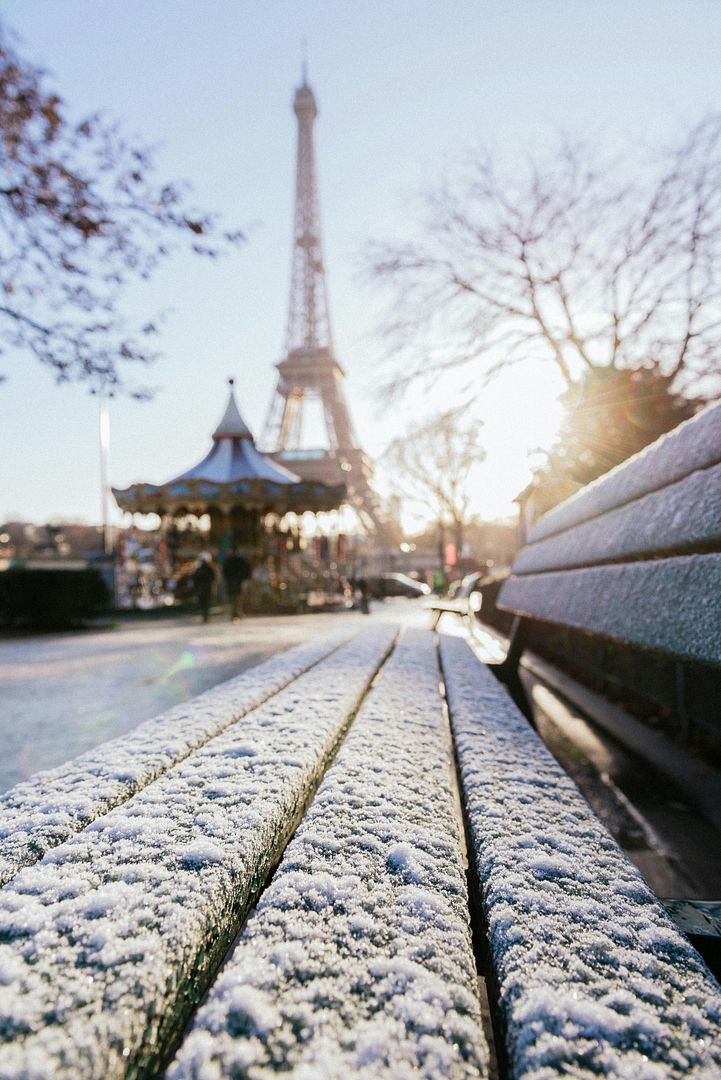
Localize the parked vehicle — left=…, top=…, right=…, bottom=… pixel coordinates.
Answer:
left=370, top=572, right=431, bottom=599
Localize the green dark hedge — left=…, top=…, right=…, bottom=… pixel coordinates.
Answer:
left=0, top=568, right=111, bottom=628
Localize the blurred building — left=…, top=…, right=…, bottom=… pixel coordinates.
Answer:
left=0, top=521, right=105, bottom=564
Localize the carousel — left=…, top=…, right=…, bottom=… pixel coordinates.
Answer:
left=112, top=380, right=350, bottom=611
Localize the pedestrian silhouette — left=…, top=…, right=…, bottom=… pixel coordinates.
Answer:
left=193, top=553, right=215, bottom=623
left=223, top=549, right=251, bottom=622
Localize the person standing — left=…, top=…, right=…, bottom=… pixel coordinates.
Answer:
left=193, top=553, right=215, bottom=624
left=357, top=575, right=370, bottom=615
left=223, top=549, right=251, bottom=622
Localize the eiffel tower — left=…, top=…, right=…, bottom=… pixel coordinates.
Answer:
left=262, top=73, right=380, bottom=531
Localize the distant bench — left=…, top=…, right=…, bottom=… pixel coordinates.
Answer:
left=427, top=573, right=483, bottom=629
left=3, top=400, right=721, bottom=1080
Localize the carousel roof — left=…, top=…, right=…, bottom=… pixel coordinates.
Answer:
left=112, top=380, right=346, bottom=515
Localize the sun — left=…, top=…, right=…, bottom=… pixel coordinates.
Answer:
left=469, top=363, right=565, bottom=519
left=373, top=362, right=565, bottom=529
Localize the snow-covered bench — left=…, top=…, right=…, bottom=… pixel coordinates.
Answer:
left=496, top=401, right=721, bottom=703
left=1, top=622, right=720, bottom=1076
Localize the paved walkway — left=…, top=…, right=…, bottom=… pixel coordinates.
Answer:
left=0, top=601, right=426, bottom=793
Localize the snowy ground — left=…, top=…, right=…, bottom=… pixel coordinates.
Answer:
left=0, top=600, right=426, bottom=793
left=525, top=673, right=721, bottom=900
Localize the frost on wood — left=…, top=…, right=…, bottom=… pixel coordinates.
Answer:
left=440, top=633, right=721, bottom=1080
left=514, top=460, right=721, bottom=575
left=0, top=626, right=396, bottom=1080
left=168, top=629, right=489, bottom=1080
left=527, top=400, right=721, bottom=546
left=499, top=554, right=721, bottom=666
left=0, top=629, right=354, bottom=888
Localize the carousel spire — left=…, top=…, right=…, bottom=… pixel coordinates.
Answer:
left=212, top=377, right=253, bottom=440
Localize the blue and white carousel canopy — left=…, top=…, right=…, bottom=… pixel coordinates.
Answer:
left=176, top=387, right=300, bottom=486
left=112, top=382, right=345, bottom=514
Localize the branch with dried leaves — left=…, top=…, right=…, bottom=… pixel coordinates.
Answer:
left=0, top=24, right=244, bottom=393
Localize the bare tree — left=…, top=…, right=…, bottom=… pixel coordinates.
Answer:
left=369, top=119, right=721, bottom=401
left=0, top=25, right=243, bottom=393
left=383, top=409, right=485, bottom=553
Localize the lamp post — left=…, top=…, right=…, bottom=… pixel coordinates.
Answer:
left=98, top=391, right=112, bottom=556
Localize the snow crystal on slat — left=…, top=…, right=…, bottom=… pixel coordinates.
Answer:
left=168, top=628, right=489, bottom=1080
left=0, top=629, right=354, bottom=887
left=440, top=634, right=721, bottom=1080
left=0, top=626, right=396, bottom=1080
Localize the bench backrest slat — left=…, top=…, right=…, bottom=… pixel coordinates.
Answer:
left=527, top=401, right=721, bottom=546
left=500, top=553, right=721, bottom=665
left=514, top=458, right=721, bottom=575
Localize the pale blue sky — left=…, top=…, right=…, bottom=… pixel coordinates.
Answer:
left=1, top=1, right=720, bottom=524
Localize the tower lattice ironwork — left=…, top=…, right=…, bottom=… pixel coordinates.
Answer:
left=262, top=74, right=380, bottom=530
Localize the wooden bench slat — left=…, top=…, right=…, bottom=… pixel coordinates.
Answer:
left=440, top=634, right=721, bottom=1080
left=498, top=553, right=721, bottom=665
left=0, top=627, right=396, bottom=1080
left=527, top=401, right=721, bottom=546
left=168, top=628, right=489, bottom=1080
left=0, top=630, right=354, bottom=889
left=514, top=459, right=721, bottom=575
